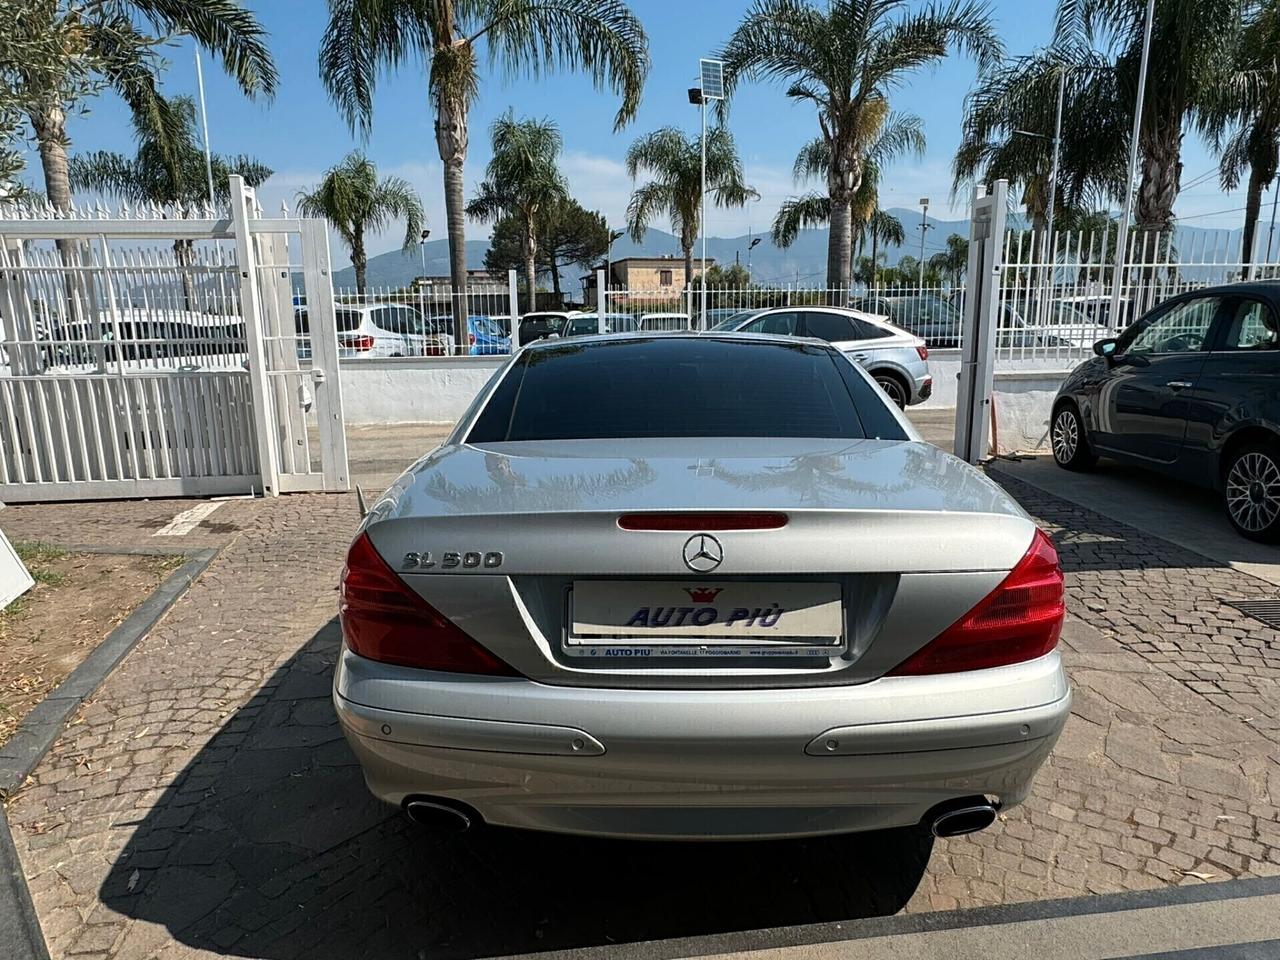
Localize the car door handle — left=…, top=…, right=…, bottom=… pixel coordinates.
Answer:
left=1166, top=380, right=1193, bottom=390
left=850, top=353, right=868, bottom=361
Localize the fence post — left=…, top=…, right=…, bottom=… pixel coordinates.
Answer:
left=596, top=269, right=606, bottom=334
left=507, top=269, right=521, bottom=351
left=229, top=175, right=281, bottom=497
left=954, top=179, right=1007, bottom=464
left=299, top=219, right=349, bottom=492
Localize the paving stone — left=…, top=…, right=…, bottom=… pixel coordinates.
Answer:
left=3, top=472, right=1279, bottom=958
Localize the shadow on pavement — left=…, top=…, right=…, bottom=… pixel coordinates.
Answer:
left=101, top=620, right=934, bottom=960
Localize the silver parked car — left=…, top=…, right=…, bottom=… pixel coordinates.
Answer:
left=716, top=306, right=932, bottom=407
left=335, top=333, right=1069, bottom=842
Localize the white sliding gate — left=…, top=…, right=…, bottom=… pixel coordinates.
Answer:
left=0, top=177, right=348, bottom=502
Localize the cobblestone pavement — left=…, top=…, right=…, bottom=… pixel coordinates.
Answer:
left=1, top=474, right=1278, bottom=959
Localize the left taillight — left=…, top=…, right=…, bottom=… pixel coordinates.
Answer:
left=888, top=528, right=1064, bottom=676
left=916, top=344, right=929, bottom=360
left=339, top=532, right=518, bottom=675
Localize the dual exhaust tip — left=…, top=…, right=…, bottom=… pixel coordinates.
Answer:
left=404, top=796, right=478, bottom=833
left=403, top=795, right=999, bottom=840
left=927, top=798, right=999, bottom=838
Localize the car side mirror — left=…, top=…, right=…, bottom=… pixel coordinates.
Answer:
left=1093, top=338, right=1119, bottom=360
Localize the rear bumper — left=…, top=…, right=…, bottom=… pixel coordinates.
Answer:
left=334, top=646, right=1070, bottom=840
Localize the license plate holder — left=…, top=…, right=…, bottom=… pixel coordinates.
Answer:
left=566, top=580, right=844, bottom=659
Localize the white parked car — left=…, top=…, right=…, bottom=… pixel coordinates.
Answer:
left=638, top=312, right=692, bottom=332
left=296, top=303, right=438, bottom=359
left=718, top=306, right=933, bottom=407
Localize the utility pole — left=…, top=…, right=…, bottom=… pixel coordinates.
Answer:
left=1267, top=179, right=1280, bottom=263
left=1046, top=68, right=1065, bottom=251
left=194, top=47, right=215, bottom=207
left=917, top=197, right=930, bottom=289
left=1109, top=0, right=1156, bottom=329
left=419, top=229, right=430, bottom=277
left=747, top=235, right=761, bottom=280
left=692, top=59, right=724, bottom=329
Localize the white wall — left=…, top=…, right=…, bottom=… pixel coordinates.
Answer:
left=340, top=356, right=504, bottom=425
left=337, top=354, right=1070, bottom=456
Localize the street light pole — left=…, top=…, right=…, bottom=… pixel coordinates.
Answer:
left=194, top=46, right=215, bottom=208
left=700, top=91, right=708, bottom=330
left=1109, top=0, right=1156, bottom=329
left=1046, top=67, right=1065, bottom=252
left=917, top=198, right=930, bottom=289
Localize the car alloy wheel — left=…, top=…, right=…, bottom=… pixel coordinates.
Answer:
left=1225, top=449, right=1280, bottom=537
left=875, top=375, right=907, bottom=409
left=1052, top=409, right=1078, bottom=464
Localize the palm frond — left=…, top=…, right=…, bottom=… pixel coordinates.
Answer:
left=771, top=192, right=830, bottom=247
left=475, top=0, right=650, bottom=131
left=128, top=0, right=278, bottom=98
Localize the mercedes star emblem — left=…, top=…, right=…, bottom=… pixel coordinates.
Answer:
left=682, top=533, right=724, bottom=573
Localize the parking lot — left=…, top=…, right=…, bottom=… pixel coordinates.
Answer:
left=2, top=414, right=1279, bottom=959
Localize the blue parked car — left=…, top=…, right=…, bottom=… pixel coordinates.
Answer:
left=468, top=315, right=511, bottom=355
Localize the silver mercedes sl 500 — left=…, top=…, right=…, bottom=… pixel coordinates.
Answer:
left=334, top=333, right=1070, bottom=841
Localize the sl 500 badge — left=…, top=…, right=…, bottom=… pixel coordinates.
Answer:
left=403, top=551, right=503, bottom=570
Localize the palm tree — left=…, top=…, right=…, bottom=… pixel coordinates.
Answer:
left=69, top=96, right=271, bottom=207
left=954, top=52, right=1127, bottom=232
left=15, top=1, right=275, bottom=215
left=1200, top=0, right=1280, bottom=265
left=1051, top=0, right=1248, bottom=236
left=624, top=126, right=757, bottom=283
left=861, top=209, right=905, bottom=288
left=69, top=95, right=271, bottom=308
left=928, top=233, right=969, bottom=285
left=771, top=101, right=923, bottom=288
left=296, top=153, right=425, bottom=295
left=319, top=0, right=648, bottom=329
left=466, top=112, right=568, bottom=313
left=721, top=0, right=1000, bottom=292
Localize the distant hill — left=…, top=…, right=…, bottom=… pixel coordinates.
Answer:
left=331, top=206, right=1251, bottom=292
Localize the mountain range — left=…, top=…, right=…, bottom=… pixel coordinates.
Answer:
left=331, top=206, right=1251, bottom=292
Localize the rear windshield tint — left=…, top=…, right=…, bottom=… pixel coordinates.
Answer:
left=466, top=337, right=908, bottom=442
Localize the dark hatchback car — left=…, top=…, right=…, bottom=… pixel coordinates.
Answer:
left=1051, top=283, right=1280, bottom=541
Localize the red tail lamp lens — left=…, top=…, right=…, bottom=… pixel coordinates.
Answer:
left=339, top=532, right=518, bottom=675
left=888, top=529, right=1064, bottom=676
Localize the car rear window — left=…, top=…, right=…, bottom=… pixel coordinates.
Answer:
left=467, top=337, right=907, bottom=442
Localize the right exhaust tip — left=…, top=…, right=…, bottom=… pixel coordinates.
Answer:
left=404, top=797, right=477, bottom=834
left=929, top=802, right=998, bottom=838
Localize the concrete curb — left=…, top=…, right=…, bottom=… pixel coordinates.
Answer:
left=0, top=808, right=47, bottom=960
left=0, top=547, right=217, bottom=793
left=0, top=545, right=218, bottom=960
left=502, top=876, right=1280, bottom=960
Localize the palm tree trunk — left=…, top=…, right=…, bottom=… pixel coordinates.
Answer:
left=1136, top=123, right=1183, bottom=236
left=870, top=231, right=878, bottom=290
left=826, top=196, right=852, bottom=303
left=683, top=244, right=694, bottom=285
left=353, top=226, right=367, bottom=295
left=1242, top=168, right=1265, bottom=268
left=549, top=256, right=563, bottom=303
left=523, top=217, right=537, bottom=315
left=1242, top=141, right=1278, bottom=268
left=30, top=103, right=72, bottom=214
left=436, top=92, right=470, bottom=330
left=30, top=101, right=92, bottom=330
left=173, top=239, right=198, bottom=311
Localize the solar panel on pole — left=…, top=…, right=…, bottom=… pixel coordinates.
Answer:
left=699, top=59, right=724, bottom=100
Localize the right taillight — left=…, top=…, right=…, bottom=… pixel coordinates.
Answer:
left=339, top=532, right=518, bottom=675
left=888, top=529, right=1064, bottom=676
left=916, top=344, right=929, bottom=360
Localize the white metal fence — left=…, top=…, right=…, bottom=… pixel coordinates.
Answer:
left=0, top=181, right=348, bottom=502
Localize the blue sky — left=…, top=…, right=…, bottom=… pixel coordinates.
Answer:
left=38, top=0, right=1248, bottom=266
